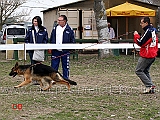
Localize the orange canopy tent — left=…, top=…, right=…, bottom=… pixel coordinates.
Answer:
left=106, top=2, right=156, bottom=38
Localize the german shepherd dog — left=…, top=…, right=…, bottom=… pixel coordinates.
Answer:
left=9, top=62, right=77, bottom=91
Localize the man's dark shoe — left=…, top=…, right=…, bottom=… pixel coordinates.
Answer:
left=143, top=86, right=155, bottom=94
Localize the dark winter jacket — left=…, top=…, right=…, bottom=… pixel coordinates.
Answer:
left=50, top=23, right=75, bottom=52
left=25, top=25, right=48, bottom=44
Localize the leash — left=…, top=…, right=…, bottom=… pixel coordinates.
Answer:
left=49, top=31, right=135, bottom=60
left=51, top=52, right=70, bottom=60
left=30, top=62, right=42, bottom=67
left=116, top=31, right=134, bottom=39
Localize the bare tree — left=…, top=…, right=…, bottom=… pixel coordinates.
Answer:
left=0, top=0, right=31, bottom=29
left=135, top=0, right=160, bottom=5
left=94, top=0, right=111, bottom=58
left=12, top=8, right=31, bottom=23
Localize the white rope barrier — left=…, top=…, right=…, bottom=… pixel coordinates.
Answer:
left=0, top=43, right=142, bottom=50
left=0, top=44, right=24, bottom=50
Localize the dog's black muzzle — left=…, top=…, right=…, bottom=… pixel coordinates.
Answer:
left=9, top=72, right=18, bottom=77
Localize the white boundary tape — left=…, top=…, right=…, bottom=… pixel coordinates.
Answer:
left=0, top=43, right=143, bottom=50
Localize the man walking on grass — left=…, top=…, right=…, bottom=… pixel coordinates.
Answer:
left=134, top=17, right=158, bottom=94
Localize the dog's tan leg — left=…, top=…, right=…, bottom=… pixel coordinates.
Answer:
left=41, top=83, right=52, bottom=91
left=14, top=72, right=32, bottom=88
left=39, top=80, right=43, bottom=87
left=55, top=73, right=71, bottom=91
left=40, top=77, right=53, bottom=91
left=58, top=80, right=71, bottom=91
left=50, top=72, right=71, bottom=91
left=14, top=78, right=32, bottom=88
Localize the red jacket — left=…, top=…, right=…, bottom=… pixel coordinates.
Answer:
left=134, top=25, right=158, bottom=58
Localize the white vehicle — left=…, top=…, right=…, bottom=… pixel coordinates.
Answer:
left=0, top=31, right=3, bottom=43
left=0, top=24, right=27, bottom=44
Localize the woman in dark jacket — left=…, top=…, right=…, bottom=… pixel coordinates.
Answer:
left=25, top=16, right=48, bottom=65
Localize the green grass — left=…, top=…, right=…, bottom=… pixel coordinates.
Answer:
left=0, top=52, right=160, bottom=120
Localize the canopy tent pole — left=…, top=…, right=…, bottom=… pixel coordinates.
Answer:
left=117, top=18, right=118, bottom=39
left=126, top=17, right=128, bottom=39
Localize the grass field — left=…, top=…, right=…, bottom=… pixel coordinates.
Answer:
left=0, top=51, right=159, bottom=120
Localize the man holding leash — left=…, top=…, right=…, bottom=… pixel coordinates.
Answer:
left=134, top=17, right=158, bottom=94
left=50, top=15, right=75, bottom=80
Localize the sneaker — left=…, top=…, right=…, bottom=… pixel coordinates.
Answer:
left=143, top=86, right=155, bottom=94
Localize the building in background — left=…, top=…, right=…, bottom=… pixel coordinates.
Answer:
left=42, top=0, right=160, bottom=39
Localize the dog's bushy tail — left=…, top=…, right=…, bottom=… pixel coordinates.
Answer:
left=64, top=78, right=77, bottom=85
left=57, top=71, right=77, bottom=85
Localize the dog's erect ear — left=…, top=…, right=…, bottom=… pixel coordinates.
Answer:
left=15, top=62, right=19, bottom=67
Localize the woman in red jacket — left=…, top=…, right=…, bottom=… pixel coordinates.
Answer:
left=134, top=17, right=158, bottom=94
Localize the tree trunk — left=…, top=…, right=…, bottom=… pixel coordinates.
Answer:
left=94, top=0, right=111, bottom=58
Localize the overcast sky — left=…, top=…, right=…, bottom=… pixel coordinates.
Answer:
left=18, top=0, right=79, bottom=22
